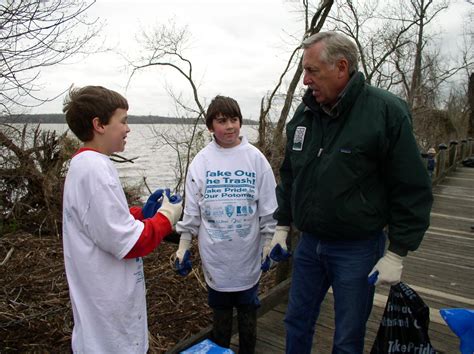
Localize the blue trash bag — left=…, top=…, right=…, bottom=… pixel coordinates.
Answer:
left=439, top=308, right=474, bottom=354
left=180, top=339, right=234, bottom=354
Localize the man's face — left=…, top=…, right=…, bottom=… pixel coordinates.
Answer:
left=302, top=41, right=348, bottom=106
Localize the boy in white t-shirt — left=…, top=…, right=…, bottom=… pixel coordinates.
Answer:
left=62, top=86, right=182, bottom=353
left=174, top=95, right=278, bottom=353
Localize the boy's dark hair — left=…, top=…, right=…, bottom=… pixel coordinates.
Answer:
left=205, top=95, right=242, bottom=129
left=63, top=85, right=129, bottom=142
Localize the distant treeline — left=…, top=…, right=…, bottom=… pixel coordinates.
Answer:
left=0, top=114, right=258, bottom=125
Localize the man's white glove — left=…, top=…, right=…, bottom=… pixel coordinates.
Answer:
left=175, top=233, right=192, bottom=276
left=158, top=193, right=183, bottom=226
left=368, top=251, right=404, bottom=286
left=269, top=226, right=291, bottom=262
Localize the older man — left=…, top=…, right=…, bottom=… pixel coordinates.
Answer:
left=269, top=31, right=433, bottom=353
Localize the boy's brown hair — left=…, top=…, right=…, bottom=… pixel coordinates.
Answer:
left=63, top=85, right=129, bottom=142
left=205, top=95, right=243, bottom=129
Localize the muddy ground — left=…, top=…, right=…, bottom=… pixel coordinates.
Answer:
left=0, top=232, right=277, bottom=353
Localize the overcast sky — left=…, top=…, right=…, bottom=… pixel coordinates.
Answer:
left=30, top=0, right=471, bottom=120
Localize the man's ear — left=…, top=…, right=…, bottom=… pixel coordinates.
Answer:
left=92, top=117, right=105, bottom=134
left=336, top=58, right=349, bottom=79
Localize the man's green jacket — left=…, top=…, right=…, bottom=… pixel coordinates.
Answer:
left=274, top=72, right=433, bottom=256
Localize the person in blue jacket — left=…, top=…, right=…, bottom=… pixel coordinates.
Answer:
left=268, top=32, right=433, bottom=354
left=427, top=147, right=436, bottom=178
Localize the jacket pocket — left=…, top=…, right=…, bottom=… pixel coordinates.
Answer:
left=294, top=148, right=360, bottom=228
left=336, top=177, right=386, bottom=231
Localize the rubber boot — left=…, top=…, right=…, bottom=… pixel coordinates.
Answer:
left=237, top=305, right=257, bottom=354
left=211, top=307, right=233, bottom=349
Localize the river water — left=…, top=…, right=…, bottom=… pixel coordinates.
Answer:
left=41, top=123, right=259, bottom=195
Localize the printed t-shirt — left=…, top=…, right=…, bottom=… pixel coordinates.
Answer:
left=184, top=137, right=277, bottom=291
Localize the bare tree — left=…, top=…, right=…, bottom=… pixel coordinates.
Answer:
left=0, top=0, right=100, bottom=115
left=257, top=0, right=335, bottom=171
left=328, top=0, right=417, bottom=89
left=126, top=2, right=337, bottom=192
left=329, top=0, right=473, bottom=109
left=326, top=0, right=473, bottom=150
left=468, top=73, right=474, bottom=137
left=127, top=21, right=208, bottom=194
left=0, top=0, right=101, bottom=235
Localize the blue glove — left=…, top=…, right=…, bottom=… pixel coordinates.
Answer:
left=261, top=255, right=271, bottom=272
left=142, top=189, right=164, bottom=218
left=368, top=271, right=379, bottom=285
left=267, top=226, right=291, bottom=263
left=164, top=188, right=182, bottom=204
left=269, top=243, right=291, bottom=262
left=175, top=250, right=192, bottom=276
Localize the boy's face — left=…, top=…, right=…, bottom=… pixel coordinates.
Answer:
left=102, top=108, right=130, bottom=155
left=210, top=114, right=241, bottom=148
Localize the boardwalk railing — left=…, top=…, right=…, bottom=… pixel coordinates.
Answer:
left=421, top=137, right=473, bottom=185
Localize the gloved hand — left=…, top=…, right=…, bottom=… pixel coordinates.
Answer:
left=175, top=233, right=192, bottom=276
left=164, top=188, right=183, bottom=204
left=261, top=234, right=272, bottom=272
left=269, top=226, right=291, bottom=262
left=142, top=188, right=164, bottom=219
left=368, top=251, right=404, bottom=286
left=157, top=193, right=183, bottom=226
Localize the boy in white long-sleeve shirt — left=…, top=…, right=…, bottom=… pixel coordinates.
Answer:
left=175, top=95, right=277, bottom=353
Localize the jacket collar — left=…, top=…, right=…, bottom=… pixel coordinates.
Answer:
left=303, top=72, right=366, bottom=118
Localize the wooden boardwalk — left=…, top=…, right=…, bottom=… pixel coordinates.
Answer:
left=170, top=165, right=474, bottom=353
left=228, top=166, right=474, bottom=354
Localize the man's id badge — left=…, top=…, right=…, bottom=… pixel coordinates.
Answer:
left=292, top=126, right=306, bottom=151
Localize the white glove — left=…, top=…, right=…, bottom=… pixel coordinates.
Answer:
left=262, top=233, right=273, bottom=260
left=269, top=226, right=291, bottom=262
left=369, top=251, right=404, bottom=286
left=158, top=193, right=183, bottom=226
left=270, top=226, right=290, bottom=251
left=176, top=233, right=192, bottom=263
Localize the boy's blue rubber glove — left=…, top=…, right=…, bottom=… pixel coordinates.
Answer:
left=164, top=188, right=183, bottom=204
left=269, top=226, right=291, bottom=262
left=175, top=250, right=192, bottom=276
left=142, top=188, right=164, bottom=218
left=270, top=244, right=291, bottom=262
left=175, top=233, right=192, bottom=276
left=261, top=256, right=271, bottom=272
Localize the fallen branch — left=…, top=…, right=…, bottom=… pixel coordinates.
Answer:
left=0, top=247, right=14, bottom=266
left=110, top=153, right=138, bottom=163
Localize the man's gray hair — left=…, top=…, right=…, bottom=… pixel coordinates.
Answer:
left=302, top=31, right=359, bottom=74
